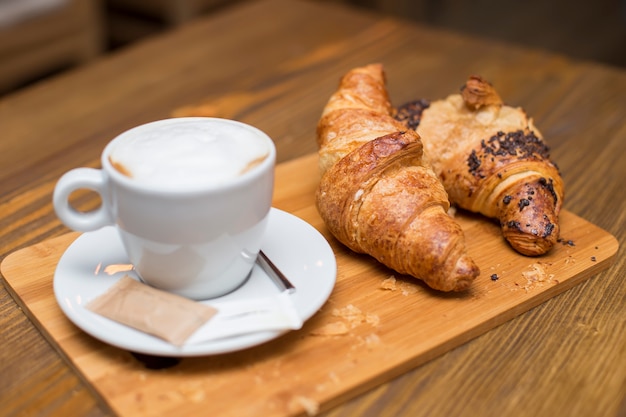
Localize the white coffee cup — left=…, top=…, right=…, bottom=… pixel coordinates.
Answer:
left=53, top=117, right=276, bottom=300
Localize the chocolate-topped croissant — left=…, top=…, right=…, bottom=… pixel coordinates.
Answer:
left=316, top=64, right=479, bottom=292
left=396, top=76, right=564, bottom=256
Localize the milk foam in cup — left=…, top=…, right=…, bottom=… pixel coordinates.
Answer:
left=108, top=120, right=270, bottom=188
left=53, top=118, right=276, bottom=300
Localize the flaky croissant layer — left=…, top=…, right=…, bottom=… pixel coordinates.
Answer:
left=316, top=64, right=479, bottom=291
left=397, top=75, right=564, bottom=256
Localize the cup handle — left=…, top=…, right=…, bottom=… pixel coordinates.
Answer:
left=53, top=168, right=113, bottom=232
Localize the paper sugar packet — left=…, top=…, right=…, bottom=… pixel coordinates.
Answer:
left=87, top=275, right=303, bottom=346
left=87, top=276, right=217, bottom=346
left=185, top=291, right=302, bottom=345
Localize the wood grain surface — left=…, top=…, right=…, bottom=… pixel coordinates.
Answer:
left=1, top=0, right=625, bottom=416
left=1, top=153, right=618, bottom=417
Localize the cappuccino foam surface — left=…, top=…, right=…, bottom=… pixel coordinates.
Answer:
left=109, top=120, right=270, bottom=188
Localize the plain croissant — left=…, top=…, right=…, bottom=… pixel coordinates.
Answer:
left=396, top=76, right=564, bottom=256
left=316, top=64, right=479, bottom=292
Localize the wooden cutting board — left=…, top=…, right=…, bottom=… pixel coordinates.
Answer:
left=1, top=153, right=618, bottom=417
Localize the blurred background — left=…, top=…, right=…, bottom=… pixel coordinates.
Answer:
left=1, top=0, right=625, bottom=96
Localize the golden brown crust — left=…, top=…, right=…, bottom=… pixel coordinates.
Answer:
left=461, top=75, right=503, bottom=109
left=317, top=64, right=401, bottom=175
left=320, top=64, right=393, bottom=119
left=398, top=76, right=564, bottom=256
left=316, top=64, right=479, bottom=291
left=317, top=108, right=405, bottom=174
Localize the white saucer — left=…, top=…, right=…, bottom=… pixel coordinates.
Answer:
left=53, top=208, right=336, bottom=357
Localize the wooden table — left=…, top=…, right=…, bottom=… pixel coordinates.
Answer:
left=1, top=0, right=624, bottom=416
